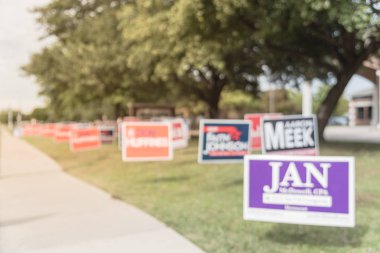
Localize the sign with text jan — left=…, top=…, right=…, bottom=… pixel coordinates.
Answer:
left=244, top=155, right=355, bottom=227
left=70, top=127, right=101, bottom=152
left=262, top=115, right=319, bottom=156
left=121, top=122, right=173, bottom=161
left=198, top=119, right=251, bottom=163
left=244, top=113, right=282, bottom=151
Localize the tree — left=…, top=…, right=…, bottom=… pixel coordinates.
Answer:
left=24, top=0, right=169, bottom=121
left=252, top=0, right=380, bottom=137
left=119, top=0, right=260, bottom=118
left=26, top=0, right=379, bottom=133
left=313, top=85, right=348, bottom=117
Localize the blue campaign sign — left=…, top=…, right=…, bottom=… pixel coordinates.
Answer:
left=198, top=119, right=251, bottom=163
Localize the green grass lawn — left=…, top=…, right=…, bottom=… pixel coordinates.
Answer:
left=26, top=137, right=380, bottom=253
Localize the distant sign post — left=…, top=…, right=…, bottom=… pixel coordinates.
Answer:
left=99, top=125, right=116, bottom=144
left=70, top=126, right=101, bottom=152
left=261, top=115, right=319, bottom=156
left=168, top=118, right=189, bottom=149
left=244, top=155, right=355, bottom=227
left=198, top=119, right=251, bottom=163
left=121, top=122, right=173, bottom=161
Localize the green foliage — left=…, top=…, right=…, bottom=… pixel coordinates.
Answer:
left=313, top=85, right=348, bottom=116
left=0, top=110, right=28, bottom=124
left=24, top=0, right=169, bottom=121
left=220, top=89, right=303, bottom=117
left=28, top=107, right=50, bottom=121
left=118, top=0, right=261, bottom=118
left=24, top=0, right=380, bottom=130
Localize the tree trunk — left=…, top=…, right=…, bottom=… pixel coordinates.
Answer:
left=207, top=100, right=220, bottom=119
left=316, top=39, right=379, bottom=140
left=317, top=73, right=353, bottom=139
left=205, top=78, right=224, bottom=119
left=113, top=103, right=124, bottom=119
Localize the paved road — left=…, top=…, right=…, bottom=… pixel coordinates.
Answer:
left=0, top=128, right=205, bottom=253
left=324, top=126, right=380, bottom=143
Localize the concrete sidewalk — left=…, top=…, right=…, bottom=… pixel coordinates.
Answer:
left=0, top=129, right=205, bottom=253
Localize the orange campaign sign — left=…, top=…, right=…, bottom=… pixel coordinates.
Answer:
left=121, top=122, right=173, bottom=161
left=55, top=124, right=72, bottom=143
left=70, top=126, right=101, bottom=152
left=118, top=117, right=141, bottom=149
left=22, top=123, right=39, bottom=136
left=42, top=123, right=56, bottom=138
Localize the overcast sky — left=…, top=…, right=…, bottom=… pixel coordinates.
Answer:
left=0, top=1, right=374, bottom=114
left=0, top=0, right=52, bottom=113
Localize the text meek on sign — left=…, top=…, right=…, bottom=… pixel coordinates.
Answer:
left=121, top=122, right=173, bottom=161
left=244, top=155, right=355, bottom=227
left=198, top=119, right=251, bottom=163
left=261, top=115, right=319, bottom=156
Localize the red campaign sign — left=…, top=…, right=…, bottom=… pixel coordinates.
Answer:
left=41, top=123, right=56, bottom=138
left=121, top=122, right=173, bottom=161
left=22, top=124, right=40, bottom=136
left=55, top=124, right=72, bottom=143
left=204, top=126, right=242, bottom=141
left=70, top=127, right=101, bottom=152
left=244, top=113, right=282, bottom=150
left=118, top=117, right=141, bottom=149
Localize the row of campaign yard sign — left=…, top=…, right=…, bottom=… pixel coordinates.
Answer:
left=20, top=113, right=355, bottom=228
left=22, top=123, right=104, bottom=152
left=198, top=114, right=319, bottom=163
left=197, top=114, right=354, bottom=227
left=20, top=117, right=190, bottom=158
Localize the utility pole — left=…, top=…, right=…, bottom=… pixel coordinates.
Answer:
left=302, top=81, right=313, bottom=116
left=17, top=112, right=22, bottom=127
left=376, top=71, right=380, bottom=128
left=269, top=85, right=275, bottom=113
left=8, top=110, right=13, bottom=130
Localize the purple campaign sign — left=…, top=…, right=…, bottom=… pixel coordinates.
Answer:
left=244, top=155, right=355, bottom=227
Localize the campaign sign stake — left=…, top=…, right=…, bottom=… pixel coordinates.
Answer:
left=244, top=155, right=355, bottom=227
left=121, top=122, right=173, bottom=161
left=261, top=115, right=319, bottom=156
left=198, top=119, right=251, bottom=163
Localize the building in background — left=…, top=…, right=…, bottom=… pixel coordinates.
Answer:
left=349, top=88, right=374, bottom=126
